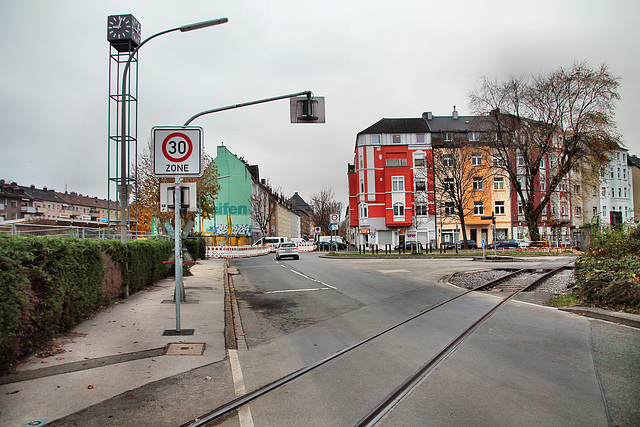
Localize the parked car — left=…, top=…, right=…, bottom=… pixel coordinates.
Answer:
left=446, top=240, right=478, bottom=250
left=275, top=242, right=299, bottom=260
left=487, top=239, right=519, bottom=249
left=394, top=241, right=423, bottom=250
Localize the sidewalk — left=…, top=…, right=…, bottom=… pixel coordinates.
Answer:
left=0, top=258, right=228, bottom=427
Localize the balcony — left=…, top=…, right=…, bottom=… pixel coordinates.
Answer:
left=21, top=206, right=37, bottom=214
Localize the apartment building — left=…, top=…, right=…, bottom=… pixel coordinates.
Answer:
left=195, top=144, right=306, bottom=245
left=348, top=117, right=436, bottom=248
left=0, top=180, right=116, bottom=224
left=348, top=109, right=636, bottom=249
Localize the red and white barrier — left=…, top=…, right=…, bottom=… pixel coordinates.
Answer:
left=206, top=245, right=270, bottom=258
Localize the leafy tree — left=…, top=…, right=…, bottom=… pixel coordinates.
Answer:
left=133, top=141, right=220, bottom=232
left=310, top=187, right=342, bottom=235
left=469, top=62, right=621, bottom=241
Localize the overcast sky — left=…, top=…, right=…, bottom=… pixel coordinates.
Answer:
left=1, top=0, right=638, bottom=212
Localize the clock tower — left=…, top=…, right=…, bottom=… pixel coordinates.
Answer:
left=107, top=14, right=141, bottom=52
left=107, top=14, right=142, bottom=232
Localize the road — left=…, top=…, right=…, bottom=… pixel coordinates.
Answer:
left=219, top=252, right=637, bottom=426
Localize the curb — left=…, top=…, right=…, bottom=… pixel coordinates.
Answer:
left=559, top=306, right=640, bottom=329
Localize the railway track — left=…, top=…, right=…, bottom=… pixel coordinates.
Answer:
left=182, top=265, right=573, bottom=427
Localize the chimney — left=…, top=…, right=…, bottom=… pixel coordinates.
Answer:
left=422, top=112, right=433, bottom=121
left=452, top=106, right=458, bottom=120
left=43, top=187, right=47, bottom=192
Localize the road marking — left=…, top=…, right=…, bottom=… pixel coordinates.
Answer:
left=228, top=349, right=254, bottom=427
left=377, top=269, right=410, bottom=274
left=264, top=288, right=329, bottom=294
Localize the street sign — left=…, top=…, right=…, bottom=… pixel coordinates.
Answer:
left=152, top=127, right=203, bottom=177
left=329, top=223, right=339, bottom=231
left=330, top=213, right=339, bottom=224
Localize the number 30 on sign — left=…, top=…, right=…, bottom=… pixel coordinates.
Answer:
left=152, top=126, right=203, bottom=177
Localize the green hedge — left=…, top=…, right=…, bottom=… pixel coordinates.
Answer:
left=0, top=235, right=173, bottom=375
left=575, top=226, right=640, bottom=312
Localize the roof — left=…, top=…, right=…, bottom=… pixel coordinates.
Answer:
left=290, top=192, right=312, bottom=214
left=629, top=155, right=640, bottom=169
left=20, top=185, right=67, bottom=203
left=357, top=118, right=430, bottom=136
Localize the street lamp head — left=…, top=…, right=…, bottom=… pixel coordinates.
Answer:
left=180, top=17, right=228, bottom=32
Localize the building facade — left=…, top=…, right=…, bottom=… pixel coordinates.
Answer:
left=348, top=118, right=436, bottom=248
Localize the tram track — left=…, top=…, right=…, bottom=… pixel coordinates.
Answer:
left=183, top=264, right=573, bottom=427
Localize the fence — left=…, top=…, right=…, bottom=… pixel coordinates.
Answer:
left=0, top=222, right=168, bottom=240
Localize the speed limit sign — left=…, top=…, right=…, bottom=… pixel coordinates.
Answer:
left=152, top=126, right=203, bottom=177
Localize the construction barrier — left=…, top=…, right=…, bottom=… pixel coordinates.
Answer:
left=206, top=245, right=270, bottom=258
left=297, top=243, right=315, bottom=252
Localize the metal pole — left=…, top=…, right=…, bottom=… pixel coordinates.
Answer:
left=174, top=177, right=182, bottom=332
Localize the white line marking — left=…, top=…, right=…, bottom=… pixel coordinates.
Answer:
left=264, top=288, right=329, bottom=294
left=228, top=349, right=254, bottom=427
left=377, top=269, right=410, bottom=274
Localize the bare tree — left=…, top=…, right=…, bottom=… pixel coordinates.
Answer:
left=433, top=138, right=491, bottom=248
left=250, top=181, right=276, bottom=238
left=310, top=187, right=342, bottom=235
left=470, top=62, right=621, bottom=241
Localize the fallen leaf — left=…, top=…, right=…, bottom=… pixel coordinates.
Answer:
left=205, top=376, right=212, bottom=381
left=5, top=390, right=20, bottom=395
left=56, top=357, right=64, bottom=360
left=87, top=385, right=94, bottom=389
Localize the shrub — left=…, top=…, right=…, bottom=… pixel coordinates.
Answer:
left=0, top=235, right=174, bottom=375
left=575, top=225, right=640, bottom=312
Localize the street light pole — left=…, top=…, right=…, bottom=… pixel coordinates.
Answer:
left=119, top=17, right=228, bottom=244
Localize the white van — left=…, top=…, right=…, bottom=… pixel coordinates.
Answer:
left=254, top=236, right=289, bottom=252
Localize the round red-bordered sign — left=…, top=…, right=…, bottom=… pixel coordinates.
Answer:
left=162, top=132, right=194, bottom=163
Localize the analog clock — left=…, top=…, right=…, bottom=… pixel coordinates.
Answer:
left=107, top=14, right=141, bottom=51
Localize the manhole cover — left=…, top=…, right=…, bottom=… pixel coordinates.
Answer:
left=165, top=343, right=205, bottom=356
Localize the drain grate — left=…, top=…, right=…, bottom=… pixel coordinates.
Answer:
left=165, top=343, right=205, bottom=355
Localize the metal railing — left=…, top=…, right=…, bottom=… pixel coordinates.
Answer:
left=0, top=223, right=170, bottom=240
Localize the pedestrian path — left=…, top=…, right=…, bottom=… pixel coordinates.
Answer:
left=0, top=258, right=227, bottom=427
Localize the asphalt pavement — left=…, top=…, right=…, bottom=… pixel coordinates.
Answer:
left=0, top=255, right=638, bottom=426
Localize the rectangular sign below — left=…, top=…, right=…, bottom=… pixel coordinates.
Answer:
left=152, top=126, right=203, bottom=177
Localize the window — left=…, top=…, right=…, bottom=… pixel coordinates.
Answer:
left=360, top=204, right=368, bottom=218
left=494, top=200, right=505, bottom=215
left=574, top=185, right=581, bottom=194
left=540, top=158, right=545, bottom=169
left=393, top=202, right=405, bottom=216
left=443, top=132, right=452, bottom=142
left=473, top=177, right=483, bottom=191
left=416, top=134, right=426, bottom=144
left=392, top=176, right=405, bottom=192
left=443, top=154, right=453, bottom=167
left=416, top=204, right=428, bottom=215
left=494, top=177, right=504, bottom=190
left=474, top=201, right=484, bottom=215
left=371, top=134, right=381, bottom=144
left=493, top=154, right=505, bottom=167
left=472, top=153, right=482, bottom=166
left=386, top=158, right=407, bottom=167
left=415, top=180, right=426, bottom=191
left=468, top=131, right=480, bottom=142
left=359, top=154, right=364, bottom=169
left=360, top=179, right=364, bottom=194
left=575, top=206, right=582, bottom=216
left=444, top=178, right=455, bottom=191
left=517, top=155, right=525, bottom=166
left=414, top=157, right=426, bottom=167
left=392, top=134, right=401, bottom=144
left=518, top=201, right=524, bottom=215
left=444, top=202, right=455, bottom=215
left=540, top=179, right=546, bottom=191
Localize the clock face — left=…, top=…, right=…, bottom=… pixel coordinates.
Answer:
left=107, top=14, right=141, bottom=45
